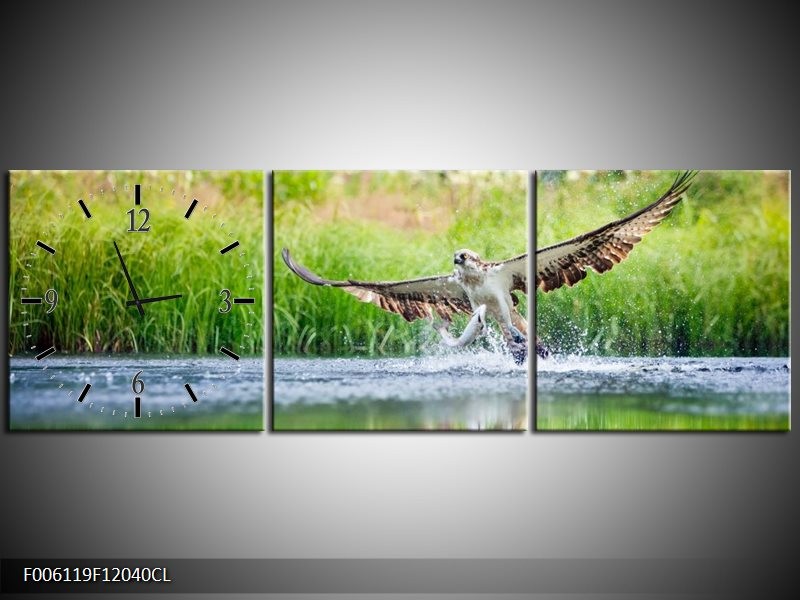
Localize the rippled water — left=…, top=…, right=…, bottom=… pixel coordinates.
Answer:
left=537, top=356, right=790, bottom=430
left=273, top=352, right=528, bottom=430
left=12, top=353, right=787, bottom=431
left=9, top=356, right=264, bottom=430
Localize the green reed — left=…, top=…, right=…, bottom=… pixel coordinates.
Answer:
left=273, top=171, right=529, bottom=356
left=536, top=170, right=789, bottom=357
left=8, top=171, right=264, bottom=355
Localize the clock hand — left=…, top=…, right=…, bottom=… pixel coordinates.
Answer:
left=125, top=294, right=183, bottom=306
left=113, top=240, right=145, bottom=317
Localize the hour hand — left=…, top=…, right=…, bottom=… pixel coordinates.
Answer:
left=113, top=240, right=144, bottom=317
left=126, top=294, right=182, bottom=307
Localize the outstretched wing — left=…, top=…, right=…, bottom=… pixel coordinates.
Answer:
left=281, top=248, right=473, bottom=322
left=536, top=170, right=696, bottom=293
left=491, top=252, right=528, bottom=294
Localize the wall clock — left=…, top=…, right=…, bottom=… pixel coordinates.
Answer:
left=8, top=170, right=265, bottom=430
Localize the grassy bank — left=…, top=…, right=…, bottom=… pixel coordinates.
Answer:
left=8, top=170, right=264, bottom=355
left=273, top=171, right=528, bottom=356
left=536, top=170, right=789, bottom=357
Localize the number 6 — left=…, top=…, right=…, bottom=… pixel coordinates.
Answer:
left=132, top=370, right=145, bottom=394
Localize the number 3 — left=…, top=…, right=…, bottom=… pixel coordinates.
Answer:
left=219, top=289, right=232, bottom=313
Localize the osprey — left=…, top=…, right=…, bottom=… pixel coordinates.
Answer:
left=281, top=171, right=695, bottom=363
left=281, top=247, right=529, bottom=362
left=535, top=170, right=697, bottom=357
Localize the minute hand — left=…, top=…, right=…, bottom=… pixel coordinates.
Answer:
left=113, top=240, right=145, bottom=317
left=126, top=294, right=183, bottom=307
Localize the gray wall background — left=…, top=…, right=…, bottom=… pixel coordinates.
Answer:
left=1, top=0, right=796, bottom=589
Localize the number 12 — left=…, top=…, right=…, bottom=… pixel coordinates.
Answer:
left=127, top=208, right=151, bottom=232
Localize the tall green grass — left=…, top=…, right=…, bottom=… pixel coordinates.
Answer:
left=8, top=170, right=264, bottom=355
left=536, top=171, right=789, bottom=357
left=273, top=171, right=528, bottom=356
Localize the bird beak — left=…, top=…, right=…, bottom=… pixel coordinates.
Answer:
left=454, top=256, right=464, bottom=265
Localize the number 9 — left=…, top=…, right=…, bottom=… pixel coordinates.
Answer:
left=45, top=288, right=58, bottom=313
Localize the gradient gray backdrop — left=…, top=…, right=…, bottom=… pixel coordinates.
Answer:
left=1, top=0, right=796, bottom=597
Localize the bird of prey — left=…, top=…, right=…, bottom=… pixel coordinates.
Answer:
left=535, top=170, right=697, bottom=357
left=281, top=247, right=529, bottom=363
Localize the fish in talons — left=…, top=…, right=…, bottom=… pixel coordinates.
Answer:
left=435, top=304, right=487, bottom=347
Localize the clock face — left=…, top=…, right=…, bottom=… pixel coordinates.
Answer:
left=8, top=170, right=265, bottom=430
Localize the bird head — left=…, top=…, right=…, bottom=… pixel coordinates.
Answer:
left=453, top=249, right=482, bottom=273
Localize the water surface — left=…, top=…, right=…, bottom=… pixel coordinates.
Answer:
left=9, top=356, right=264, bottom=430
left=537, top=356, right=790, bottom=431
left=274, top=352, right=528, bottom=430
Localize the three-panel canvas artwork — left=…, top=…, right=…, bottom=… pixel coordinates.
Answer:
left=7, top=170, right=790, bottom=431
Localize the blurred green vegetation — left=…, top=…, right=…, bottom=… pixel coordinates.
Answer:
left=274, top=399, right=525, bottom=430
left=273, top=171, right=528, bottom=356
left=536, top=170, right=789, bottom=357
left=8, top=170, right=264, bottom=355
left=9, top=412, right=262, bottom=431
left=536, top=393, right=789, bottom=431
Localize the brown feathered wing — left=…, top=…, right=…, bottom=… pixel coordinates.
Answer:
left=535, top=170, right=696, bottom=293
left=281, top=248, right=473, bottom=322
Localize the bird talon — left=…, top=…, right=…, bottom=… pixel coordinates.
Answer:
left=535, top=337, right=550, bottom=359
left=509, top=324, right=526, bottom=345
left=508, top=339, right=528, bottom=365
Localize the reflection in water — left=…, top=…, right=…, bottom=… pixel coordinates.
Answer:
left=536, top=356, right=790, bottom=430
left=9, top=356, right=264, bottom=430
left=274, top=352, right=528, bottom=430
